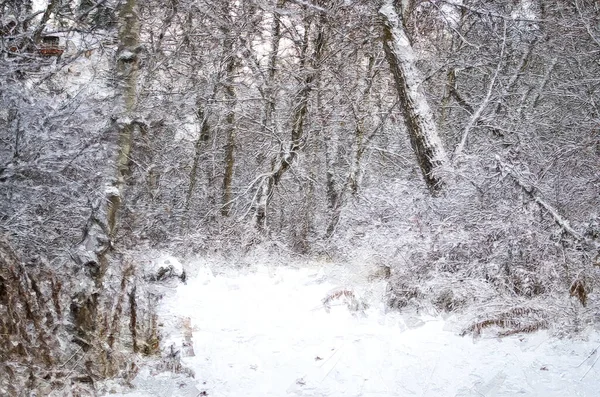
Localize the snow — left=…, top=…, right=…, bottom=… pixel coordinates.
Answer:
left=118, top=50, right=137, bottom=62
left=105, top=185, right=120, bottom=197
left=145, top=254, right=185, bottom=283
left=32, top=0, right=47, bottom=13
left=107, top=260, right=600, bottom=397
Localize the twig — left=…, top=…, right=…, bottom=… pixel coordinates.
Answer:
left=59, top=346, right=83, bottom=369
left=438, top=0, right=546, bottom=23
left=61, top=350, right=88, bottom=392
left=581, top=353, right=600, bottom=380
left=453, top=21, right=506, bottom=160
left=576, top=344, right=600, bottom=368
left=575, top=0, right=600, bottom=49
left=496, top=156, right=584, bottom=241
left=289, top=0, right=328, bottom=14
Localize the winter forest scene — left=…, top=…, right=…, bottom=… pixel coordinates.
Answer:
left=1, top=0, right=600, bottom=395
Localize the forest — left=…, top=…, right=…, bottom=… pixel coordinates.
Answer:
left=1, top=0, right=600, bottom=395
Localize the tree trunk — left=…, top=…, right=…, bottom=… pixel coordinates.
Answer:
left=320, top=85, right=338, bottom=211
left=380, top=0, right=450, bottom=194
left=184, top=96, right=215, bottom=214
left=32, top=0, right=59, bottom=43
left=109, top=0, right=140, bottom=241
left=218, top=1, right=240, bottom=217
left=253, top=15, right=325, bottom=230
left=325, top=54, right=376, bottom=238
left=70, top=0, right=140, bottom=348
left=221, top=50, right=237, bottom=217
left=185, top=2, right=240, bottom=219
left=262, top=0, right=284, bottom=134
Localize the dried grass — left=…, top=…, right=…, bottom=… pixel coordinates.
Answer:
left=569, top=279, right=588, bottom=307
left=461, top=307, right=548, bottom=337
left=323, top=288, right=368, bottom=313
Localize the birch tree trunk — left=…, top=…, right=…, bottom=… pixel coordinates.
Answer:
left=380, top=0, right=450, bottom=193
left=70, top=0, right=140, bottom=349
left=110, top=0, right=140, bottom=241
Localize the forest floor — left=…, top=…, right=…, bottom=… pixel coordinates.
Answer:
left=105, top=258, right=600, bottom=397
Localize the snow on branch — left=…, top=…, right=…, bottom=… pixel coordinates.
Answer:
left=289, top=0, right=328, bottom=14
left=453, top=21, right=506, bottom=160
left=496, top=156, right=584, bottom=241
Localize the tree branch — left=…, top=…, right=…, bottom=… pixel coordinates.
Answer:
left=453, top=21, right=506, bottom=161
left=496, top=156, right=584, bottom=241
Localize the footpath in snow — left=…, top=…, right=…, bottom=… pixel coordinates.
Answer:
left=110, top=259, right=600, bottom=397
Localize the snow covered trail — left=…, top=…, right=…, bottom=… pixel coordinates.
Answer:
left=113, top=262, right=600, bottom=397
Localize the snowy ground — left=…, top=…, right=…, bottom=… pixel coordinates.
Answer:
left=107, top=259, right=600, bottom=397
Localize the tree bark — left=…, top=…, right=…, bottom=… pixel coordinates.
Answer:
left=185, top=95, right=215, bottom=214
left=108, top=0, right=140, bottom=241
left=253, top=15, right=325, bottom=230
left=32, top=0, right=59, bottom=43
left=221, top=46, right=237, bottom=217
left=262, top=0, right=285, bottom=134
left=380, top=0, right=450, bottom=194
left=70, top=0, right=140, bottom=348
left=185, top=2, right=240, bottom=218
left=325, top=54, right=376, bottom=238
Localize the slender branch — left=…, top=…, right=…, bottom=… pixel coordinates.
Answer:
left=289, top=0, right=327, bottom=14
left=33, top=0, right=60, bottom=43
left=438, top=0, right=546, bottom=23
left=453, top=21, right=506, bottom=160
left=575, top=0, right=600, bottom=49
left=496, top=156, right=583, bottom=241
left=77, top=0, right=110, bottom=22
